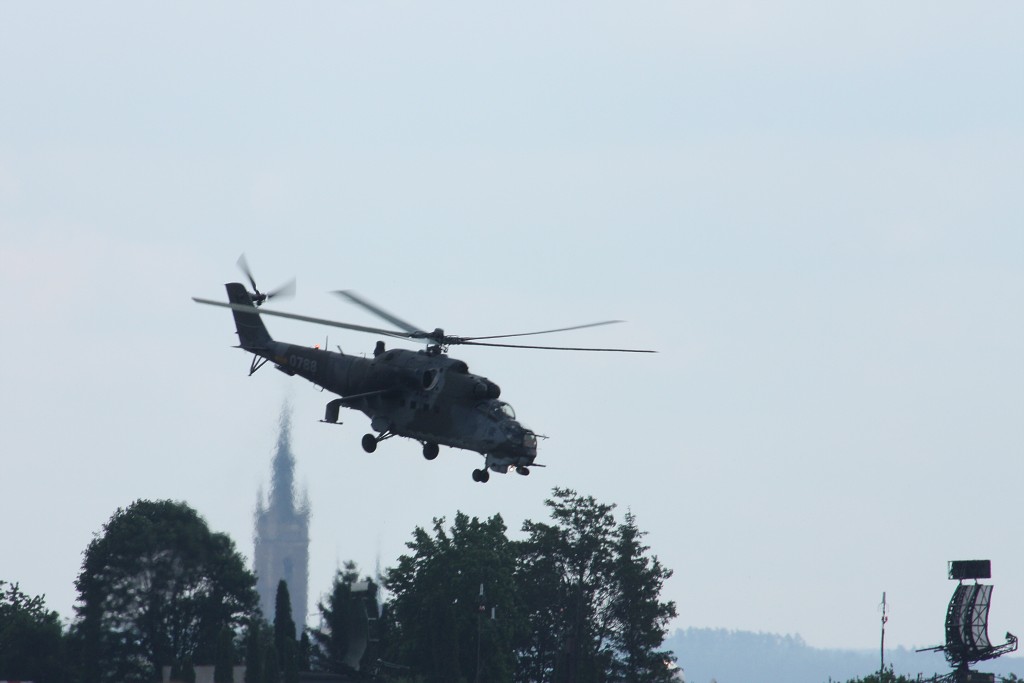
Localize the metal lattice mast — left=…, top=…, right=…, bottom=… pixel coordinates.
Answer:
left=880, top=592, right=888, bottom=679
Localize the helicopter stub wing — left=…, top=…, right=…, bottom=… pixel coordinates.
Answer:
left=336, top=388, right=396, bottom=403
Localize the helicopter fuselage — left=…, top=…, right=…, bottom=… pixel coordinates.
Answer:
left=247, top=338, right=539, bottom=473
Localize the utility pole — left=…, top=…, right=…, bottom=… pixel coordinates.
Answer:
left=880, top=592, right=888, bottom=680
left=475, top=582, right=484, bottom=683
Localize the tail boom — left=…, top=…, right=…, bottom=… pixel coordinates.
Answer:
left=224, top=282, right=273, bottom=350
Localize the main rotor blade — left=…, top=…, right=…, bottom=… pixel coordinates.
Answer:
left=236, top=253, right=259, bottom=292
left=460, top=320, right=625, bottom=342
left=192, top=297, right=412, bottom=340
left=461, top=340, right=657, bottom=353
left=333, top=290, right=423, bottom=335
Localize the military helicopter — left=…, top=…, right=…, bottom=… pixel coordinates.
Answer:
left=194, top=269, right=654, bottom=483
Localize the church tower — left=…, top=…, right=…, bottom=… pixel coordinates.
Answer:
left=254, top=406, right=310, bottom=628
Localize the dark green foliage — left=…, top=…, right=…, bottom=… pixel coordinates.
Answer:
left=283, top=640, right=300, bottom=683
left=517, top=488, right=620, bottom=683
left=311, top=561, right=386, bottom=676
left=311, top=561, right=364, bottom=674
left=264, top=642, right=281, bottom=683
left=273, top=580, right=300, bottom=682
left=607, top=511, right=677, bottom=682
left=274, top=580, right=297, bottom=661
left=244, top=621, right=264, bottom=683
left=378, top=488, right=675, bottom=683
left=0, top=580, right=67, bottom=681
left=311, top=569, right=355, bottom=673
left=838, top=668, right=918, bottom=683
left=74, top=499, right=258, bottom=683
left=384, top=514, right=522, bottom=683
left=514, top=490, right=677, bottom=683
left=170, top=655, right=197, bottom=682
left=214, top=625, right=236, bottom=683
left=298, top=630, right=312, bottom=671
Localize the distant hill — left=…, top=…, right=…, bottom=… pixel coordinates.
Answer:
left=664, top=628, right=1024, bottom=683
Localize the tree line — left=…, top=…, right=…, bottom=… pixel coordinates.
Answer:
left=0, top=488, right=677, bottom=683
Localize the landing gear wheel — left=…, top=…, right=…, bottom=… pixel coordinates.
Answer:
left=516, top=466, right=530, bottom=476
left=472, top=468, right=490, bottom=483
left=361, top=434, right=377, bottom=453
left=423, top=443, right=439, bottom=460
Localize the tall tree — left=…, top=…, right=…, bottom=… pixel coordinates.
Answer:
left=214, top=625, right=236, bottom=683
left=312, top=561, right=384, bottom=675
left=274, top=580, right=297, bottom=673
left=517, top=488, right=619, bottom=683
left=170, top=656, right=197, bottom=683
left=74, top=499, right=258, bottom=683
left=283, top=644, right=300, bottom=683
left=264, top=643, right=281, bottom=683
left=384, top=513, right=523, bottom=683
left=0, top=580, right=67, bottom=682
left=377, top=489, right=676, bottom=683
left=311, top=563, right=359, bottom=674
left=607, top=511, right=677, bottom=683
left=243, top=621, right=264, bottom=683
left=298, top=630, right=312, bottom=672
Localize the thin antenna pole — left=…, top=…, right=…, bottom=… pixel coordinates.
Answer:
left=880, top=592, right=888, bottom=679
left=475, top=582, right=484, bottom=683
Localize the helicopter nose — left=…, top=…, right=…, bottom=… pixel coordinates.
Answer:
left=523, top=431, right=537, bottom=451
left=514, top=429, right=538, bottom=456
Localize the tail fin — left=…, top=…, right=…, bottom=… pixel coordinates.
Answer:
left=225, top=282, right=273, bottom=349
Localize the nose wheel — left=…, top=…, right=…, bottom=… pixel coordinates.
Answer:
left=422, top=442, right=439, bottom=460
left=361, top=430, right=394, bottom=453
left=471, top=468, right=490, bottom=483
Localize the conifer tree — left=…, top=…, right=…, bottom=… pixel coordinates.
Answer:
left=311, top=568, right=357, bottom=673
left=243, top=621, right=263, bottom=683
left=298, top=630, right=312, bottom=671
left=264, top=642, right=281, bottom=683
left=607, top=511, right=677, bottom=682
left=274, top=580, right=297, bottom=665
left=214, top=625, right=235, bottom=683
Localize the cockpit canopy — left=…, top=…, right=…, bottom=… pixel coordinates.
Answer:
left=478, top=400, right=516, bottom=421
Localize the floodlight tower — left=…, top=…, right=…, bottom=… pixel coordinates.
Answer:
left=917, top=560, right=1017, bottom=683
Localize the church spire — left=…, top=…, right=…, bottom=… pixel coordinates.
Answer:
left=269, top=404, right=296, bottom=515
left=254, top=401, right=310, bottom=628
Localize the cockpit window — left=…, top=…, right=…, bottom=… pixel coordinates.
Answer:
left=477, top=400, right=517, bottom=421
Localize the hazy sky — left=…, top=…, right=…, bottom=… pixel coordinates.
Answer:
left=1, top=1, right=1022, bottom=655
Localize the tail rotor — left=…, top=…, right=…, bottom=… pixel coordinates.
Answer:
left=237, top=253, right=295, bottom=306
